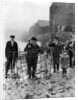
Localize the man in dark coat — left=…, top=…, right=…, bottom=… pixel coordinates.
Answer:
left=24, top=37, right=41, bottom=79
left=49, top=37, right=61, bottom=73
left=5, top=35, right=18, bottom=78
left=66, top=41, right=73, bottom=68
left=72, top=41, right=75, bottom=66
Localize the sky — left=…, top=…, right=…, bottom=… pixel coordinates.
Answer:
left=5, top=0, right=52, bottom=40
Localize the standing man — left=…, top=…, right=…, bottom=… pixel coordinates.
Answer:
left=66, top=41, right=73, bottom=68
left=72, top=41, right=75, bottom=66
left=49, top=37, right=61, bottom=73
left=24, top=37, right=41, bottom=79
left=5, top=35, right=18, bottom=78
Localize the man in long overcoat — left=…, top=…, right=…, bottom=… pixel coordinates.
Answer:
left=5, top=35, right=18, bottom=78
left=24, top=37, right=41, bottom=79
left=49, top=37, right=61, bottom=73
left=66, top=41, right=73, bottom=68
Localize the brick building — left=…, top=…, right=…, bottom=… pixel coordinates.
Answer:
left=50, top=2, right=75, bottom=41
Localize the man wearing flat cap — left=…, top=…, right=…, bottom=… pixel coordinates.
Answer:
left=49, top=37, right=61, bottom=73
left=5, top=35, right=18, bottom=78
left=24, top=37, right=41, bottom=79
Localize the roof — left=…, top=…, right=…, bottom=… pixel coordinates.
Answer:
left=38, top=20, right=49, bottom=27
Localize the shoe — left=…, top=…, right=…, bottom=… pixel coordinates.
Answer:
left=5, top=75, right=7, bottom=79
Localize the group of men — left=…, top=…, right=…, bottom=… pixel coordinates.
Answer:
left=5, top=35, right=41, bottom=79
left=5, top=35, right=75, bottom=79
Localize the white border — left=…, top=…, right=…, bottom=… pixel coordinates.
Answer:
left=0, top=0, right=78, bottom=100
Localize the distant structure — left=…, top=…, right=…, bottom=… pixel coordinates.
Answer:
left=28, top=20, right=50, bottom=45
left=38, top=20, right=50, bottom=34
left=50, top=2, right=75, bottom=41
left=38, top=20, right=50, bottom=45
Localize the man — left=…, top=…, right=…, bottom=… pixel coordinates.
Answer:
left=49, top=37, right=61, bottom=73
left=72, top=41, right=75, bottom=66
left=5, top=35, right=18, bottom=78
left=24, top=37, right=41, bottom=79
left=66, top=41, right=73, bottom=68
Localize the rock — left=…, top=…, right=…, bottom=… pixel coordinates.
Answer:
left=70, top=93, right=74, bottom=97
left=21, top=85, right=24, bottom=88
left=36, top=80, right=41, bottom=84
left=59, top=89, right=65, bottom=93
left=24, top=83, right=28, bottom=86
left=46, top=94, right=50, bottom=98
left=66, top=86, right=73, bottom=90
left=48, top=88, right=53, bottom=91
left=37, top=92, right=42, bottom=96
left=50, top=80, right=56, bottom=84
left=48, top=88, right=55, bottom=95
left=12, top=73, right=20, bottom=79
left=45, top=75, right=51, bottom=80
left=8, top=87, right=11, bottom=90
left=59, top=82, right=65, bottom=86
left=51, top=91, right=56, bottom=95
left=24, top=94, right=32, bottom=99
left=15, top=81, right=19, bottom=86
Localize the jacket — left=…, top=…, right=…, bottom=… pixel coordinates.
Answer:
left=5, top=41, right=18, bottom=59
left=24, top=43, right=40, bottom=64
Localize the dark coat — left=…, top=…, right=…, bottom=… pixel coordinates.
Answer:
left=49, top=42, right=61, bottom=64
left=24, top=43, right=40, bottom=64
left=5, top=41, right=18, bottom=60
left=66, top=42, right=73, bottom=57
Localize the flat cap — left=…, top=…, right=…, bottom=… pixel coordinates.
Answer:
left=10, top=35, right=15, bottom=38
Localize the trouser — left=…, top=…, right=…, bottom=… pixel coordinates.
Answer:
left=73, top=55, right=75, bottom=66
left=27, top=63, right=37, bottom=78
left=69, top=50, right=73, bottom=67
left=53, top=62, right=59, bottom=72
left=69, top=55, right=73, bottom=67
left=73, top=52, right=75, bottom=66
left=62, top=68, right=67, bottom=75
left=6, top=58, right=16, bottom=76
left=53, top=54, right=60, bottom=72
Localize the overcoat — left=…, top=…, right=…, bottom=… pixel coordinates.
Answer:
left=5, top=41, right=18, bottom=60
left=24, top=43, right=40, bottom=65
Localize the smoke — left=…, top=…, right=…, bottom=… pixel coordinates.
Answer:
left=20, top=31, right=30, bottom=42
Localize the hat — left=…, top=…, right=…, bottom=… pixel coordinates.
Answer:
left=10, top=35, right=15, bottom=38
left=31, top=37, right=37, bottom=41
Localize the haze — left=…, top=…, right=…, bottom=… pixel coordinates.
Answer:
left=5, top=0, right=52, bottom=40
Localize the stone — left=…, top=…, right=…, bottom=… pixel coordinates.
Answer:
left=24, top=94, right=32, bottom=99
left=46, top=94, right=50, bottom=98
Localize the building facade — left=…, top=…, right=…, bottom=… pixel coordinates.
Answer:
left=50, top=2, right=75, bottom=40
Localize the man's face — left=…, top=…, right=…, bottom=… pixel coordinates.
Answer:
left=11, top=37, right=14, bottom=41
left=31, top=40, right=36, bottom=44
left=54, top=39, right=58, bottom=44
